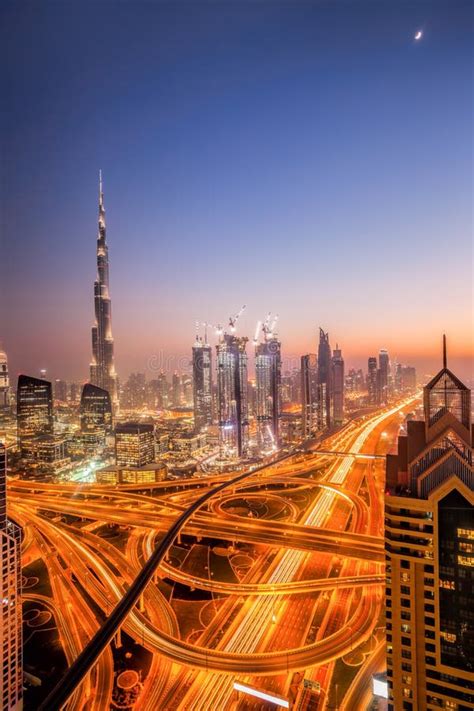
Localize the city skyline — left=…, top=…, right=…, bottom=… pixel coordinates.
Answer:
left=1, top=2, right=472, bottom=383
left=1, top=3, right=472, bottom=710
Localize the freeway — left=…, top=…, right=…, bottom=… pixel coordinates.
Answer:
left=37, top=443, right=310, bottom=709
left=14, top=397, right=415, bottom=710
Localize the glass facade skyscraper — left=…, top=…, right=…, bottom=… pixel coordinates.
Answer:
left=192, top=337, right=213, bottom=432
left=255, top=336, right=281, bottom=450
left=301, top=353, right=318, bottom=438
left=80, top=383, right=113, bottom=447
left=16, top=374, right=53, bottom=446
left=216, top=334, right=249, bottom=458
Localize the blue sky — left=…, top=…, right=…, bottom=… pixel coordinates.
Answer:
left=1, top=1, right=472, bottom=382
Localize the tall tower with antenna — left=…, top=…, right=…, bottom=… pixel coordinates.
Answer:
left=90, top=172, right=118, bottom=409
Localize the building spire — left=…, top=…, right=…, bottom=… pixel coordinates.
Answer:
left=99, top=169, right=103, bottom=206
left=443, top=333, right=447, bottom=369
left=98, top=170, right=105, bottom=230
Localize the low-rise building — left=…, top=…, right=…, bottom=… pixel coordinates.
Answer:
left=96, top=462, right=167, bottom=485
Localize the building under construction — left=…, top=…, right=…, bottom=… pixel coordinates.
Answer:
left=255, top=315, right=281, bottom=451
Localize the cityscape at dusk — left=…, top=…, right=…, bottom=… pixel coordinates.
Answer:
left=1, top=2, right=472, bottom=711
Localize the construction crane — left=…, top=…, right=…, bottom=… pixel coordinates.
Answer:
left=228, top=305, right=246, bottom=333
left=254, top=312, right=279, bottom=344
left=197, top=306, right=246, bottom=344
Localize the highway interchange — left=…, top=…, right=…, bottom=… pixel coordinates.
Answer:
left=10, top=398, right=415, bottom=710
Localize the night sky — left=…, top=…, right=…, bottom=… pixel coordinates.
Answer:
left=1, top=1, right=472, bottom=383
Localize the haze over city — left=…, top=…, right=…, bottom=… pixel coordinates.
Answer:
left=1, top=1, right=472, bottom=382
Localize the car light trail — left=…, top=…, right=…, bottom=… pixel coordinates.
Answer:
left=233, top=681, right=289, bottom=708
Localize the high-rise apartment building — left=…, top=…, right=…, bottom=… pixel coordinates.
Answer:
left=192, top=336, right=213, bottom=432
left=115, top=422, right=155, bottom=467
left=0, top=350, right=10, bottom=409
left=368, top=357, right=379, bottom=405
left=331, top=345, right=345, bottom=425
left=0, top=442, right=23, bottom=711
left=172, top=372, right=182, bottom=407
left=80, top=383, right=113, bottom=447
left=90, top=172, right=118, bottom=408
left=318, top=328, right=332, bottom=428
left=301, top=354, right=318, bottom=438
left=255, top=335, right=281, bottom=450
left=379, top=348, right=390, bottom=404
left=17, top=374, right=53, bottom=446
left=157, top=372, right=169, bottom=409
left=216, top=333, right=249, bottom=458
left=385, top=338, right=473, bottom=711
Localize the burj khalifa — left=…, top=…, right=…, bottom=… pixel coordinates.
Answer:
left=89, top=172, right=118, bottom=408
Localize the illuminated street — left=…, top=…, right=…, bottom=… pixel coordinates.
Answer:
left=9, top=399, right=415, bottom=709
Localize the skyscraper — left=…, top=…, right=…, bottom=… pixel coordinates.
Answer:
left=301, top=354, right=318, bottom=438
left=318, top=327, right=332, bottom=428
left=0, top=442, right=23, bottom=711
left=80, top=383, right=113, bottom=447
left=379, top=348, right=390, bottom=404
left=331, top=345, right=345, bottom=425
left=17, top=374, right=53, bottom=446
left=192, top=335, right=213, bottom=432
left=172, top=372, right=182, bottom=407
left=0, top=349, right=9, bottom=409
left=53, top=379, right=68, bottom=402
left=90, top=172, right=118, bottom=408
left=216, top=333, right=249, bottom=458
left=385, top=337, right=473, bottom=711
left=255, top=331, right=281, bottom=450
left=368, top=356, right=378, bottom=405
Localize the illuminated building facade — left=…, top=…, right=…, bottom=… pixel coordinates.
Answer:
left=16, top=375, right=53, bottom=447
left=0, top=443, right=23, bottom=711
left=368, top=356, right=378, bottom=405
left=192, top=336, right=213, bottom=432
left=216, top=333, right=249, bottom=458
left=318, top=327, right=332, bottom=428
left=20, top=436, right=69, bottom=471
left=379, top=348, right=390, bottom=404
left=255, top=336, right=281, bottom=450
left=80, top=383, right=112, bottom=448
left=331, top=345, right=345, bottom=425
left=115, top=422, right=155, bottom=467
left=89, top=172, right=118, bottom=408
left=97, top=462, right=167, bottom=485
left=0, top=350, right=10, bottom=409
left=385, top=338, right=473, bottom=711
left=301, top=354, right=318, bottom=438
left=172, top=373, right=181, bottom=407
